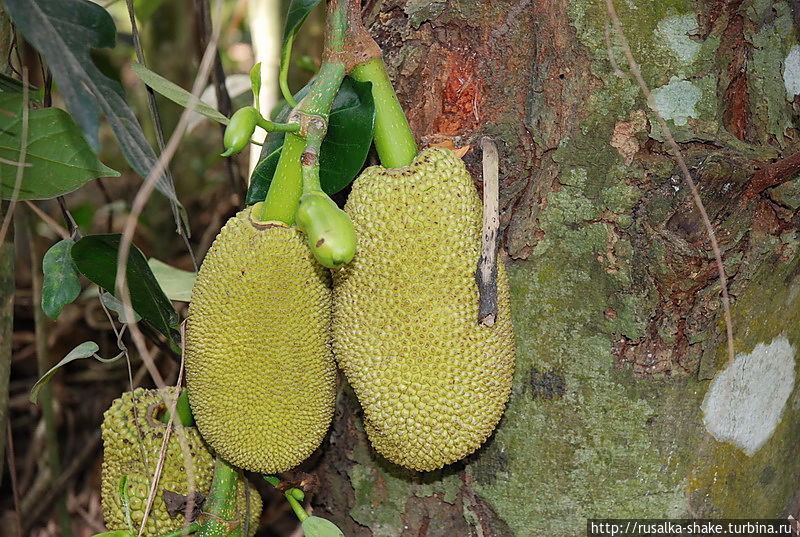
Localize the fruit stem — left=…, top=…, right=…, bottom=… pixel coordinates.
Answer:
left=350, top=57, right=417, bottom=168
left=285, top=488, right=309, bottom=521
left=257, top=133, right=305, bottom=224
left=157, top=388, right=195, bottom=427
left=196, top=459, right=244, bottom=537
left=256, top=117, right=301, bottom=133
left=263, top=477, right=311, bottom=523
left=257, top=0, right=350, bottom=224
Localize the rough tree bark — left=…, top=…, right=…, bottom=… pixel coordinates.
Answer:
left=311, top=1, right=800, bottom=535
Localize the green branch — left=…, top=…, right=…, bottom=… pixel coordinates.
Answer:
left=350, top=57, right=417, bottom=168
left=256, top=0, right=350, bottom=224
left=196, top=459, right=242, bottom=537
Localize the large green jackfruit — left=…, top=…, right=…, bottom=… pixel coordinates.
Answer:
left=185, top=206, right=336, bottom=473
left=332, top=148, right=516, bottom=472
left=100, top=388, right=261, bottom=536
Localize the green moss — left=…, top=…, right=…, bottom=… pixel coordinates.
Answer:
left=688, top=255, right=800, bottom=516
left=346, top=433, right=463, bottom=536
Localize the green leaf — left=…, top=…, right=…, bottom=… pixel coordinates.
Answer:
left=250, top=62, right=262, bottom=109
left=280, top=0, right=323, bottom=104
left=100, top=291, right=142, bottom=324
left=0, top=73, right=35, bottom=94
left=71, top=234, right=180, bottom=348
left=3, top=0, right=185, bottom=211
left=0, top=93, right=120, bottom=200
left=130, top=63, right=229, bottom=126
left=301, top=516, right=345, bottom=537
left=41, top=239, right=81, bottom=319
left=283, top=0, right=323, bottom=43
left=147, top=258, right=196, bottom=302
left=246, top=77, right=375, bottom=204
left=30, top=341, right=100, bottom=403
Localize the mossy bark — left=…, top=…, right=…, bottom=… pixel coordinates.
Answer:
left=311, top=1, right=800, bottom=535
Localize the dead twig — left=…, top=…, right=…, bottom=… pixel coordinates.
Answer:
left=23, top=201, right=70, bottom=240
left=6, top=419, right=23, bottom=537
left=477, top=137, right=500, bottom=326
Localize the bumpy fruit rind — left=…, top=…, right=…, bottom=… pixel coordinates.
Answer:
left=185, top=206, right=336, bottom=473
left=100, top=388, right=261, bottom=536
left=333, top=147, right=516, bottom=472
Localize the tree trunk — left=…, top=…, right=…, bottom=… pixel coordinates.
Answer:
left=312, top=1, right=800, bottom=535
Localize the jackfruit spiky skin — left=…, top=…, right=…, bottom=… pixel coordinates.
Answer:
left=332, top=148, right=516, bottom=472
left=185, top=206, right=336, bottom=473
left=100, top=388, right=261, bottom=536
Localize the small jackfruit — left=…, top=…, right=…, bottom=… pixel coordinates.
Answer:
left=185, top=206, right=336, bottom=473
left=332, top=148, right=516, bottom=472
left=100, top=388, right=261, bottom=536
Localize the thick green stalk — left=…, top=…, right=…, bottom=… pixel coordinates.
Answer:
left=257, top=0, right=348, bottom=224
left=257, top=132, right=305, bottom=224
left=196, top=458, right=242, bottom=537
left=351, top=57, right=417, bottom=168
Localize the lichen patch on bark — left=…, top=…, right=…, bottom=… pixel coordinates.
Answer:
left=702, top=337, right=796, bottom=456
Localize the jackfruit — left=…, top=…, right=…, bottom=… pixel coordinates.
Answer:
left=185, top=205, right=336, bottom=473
left=332, top=148, right=516, bottom=472
left=100, top=388, right=261, bottom=536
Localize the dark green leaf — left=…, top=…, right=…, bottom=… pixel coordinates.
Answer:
left=246, top=77, right=375, bottom=204
left=0, top=93, right=120, bottom=200
left=3, top=0, right=184, bottom=211
left=41, top=240, right=81, bottom=319
left=71, top=234, right=180, bottom=347
left=283, top=0, right=323, bottom=43
left=30, top=342, right=102, bottom=403
left=130, top=63, right=229, bottom=126
left=301, top=516, right=345, bottom=537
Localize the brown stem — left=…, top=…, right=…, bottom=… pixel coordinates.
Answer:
left=742, top=149, right=800, bottom=202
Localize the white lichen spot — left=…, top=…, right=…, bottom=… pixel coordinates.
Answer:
left=702, top=336, right=796, bottom=456
left=648, top=78, right=702, bottom=126
left=655, top=14, right=701, bottom=64
left=783, top=45, right=800, bottom=97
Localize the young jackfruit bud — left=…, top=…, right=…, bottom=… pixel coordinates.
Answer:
left=295, top=191, right=357, bottom=268
left=221, top=106, right=259, bottom=157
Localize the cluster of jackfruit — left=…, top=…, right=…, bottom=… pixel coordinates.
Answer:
left=182, top=147, right=514, bottom=475
left=333, top=148, right=516, bottom=471
left=100, top=388, right=261, bottom=536
left=184, top=206, right=336, bottom=474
